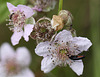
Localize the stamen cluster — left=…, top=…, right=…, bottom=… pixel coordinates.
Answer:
left=8, top=11, right=26, bottom=31
left=31, top=17, right=55, bottom=41
left=33, top=0, right=56, bottom=12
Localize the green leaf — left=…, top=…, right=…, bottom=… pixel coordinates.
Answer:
left=0, top=0, right=27, bottom=24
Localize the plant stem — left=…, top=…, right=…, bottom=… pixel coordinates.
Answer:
left=58, top=0, right=63, bottom=13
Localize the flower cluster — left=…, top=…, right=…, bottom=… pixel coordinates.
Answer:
left=0, top=43, right=35, bottom=77
left=5, top=1, right=92, bottom=76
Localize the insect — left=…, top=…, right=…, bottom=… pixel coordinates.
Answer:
left=68, top=55, right=85, bottom=60
left=9, top=13, right=15, bottom=19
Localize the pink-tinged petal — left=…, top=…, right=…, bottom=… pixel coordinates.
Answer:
left=35, top=41, right=55, bottom=57
left=54, top=30, right=72, bottom=44
left=7, top=2, right=17, bottom=13
left=13, top=68, right=35, bottom=77
left=11, top=31, right=23, bottom=46
left=16, top=47, right=31, bottom=67
left=23, top=24, right=34, bottom=41
left=72, top=37, right=92, bottom=54
left=0, top=43, right=15, bottom=61
left=32, top=6, right=42, bottom=12
left=41, top=56, right=58, bottom=73
left=17, top=5, right=34, bottom=18
left=69, top=60, right=84, bottom=76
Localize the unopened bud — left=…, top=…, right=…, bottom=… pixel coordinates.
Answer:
left=51, top=15, right=64, bottom=31
left=58, top=10, right=73, bottom=26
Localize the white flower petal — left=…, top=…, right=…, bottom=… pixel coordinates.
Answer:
left=69, top=60, right=84, bottom=76
left=41, top=56, right=58, bottom=73
left=12, top=68, right=35, bottom=77
left=7, top=2, right=17, bottom=13
left=0, top=43, right=15, bottom=61
left=11, top=30, right=23, bottom=46
left=72, top=37, right=92, bottom=54
left=0, top=64, right=7, bottom=77
left=16, top=47, right=31, bottom=67
left=17, top=5, right=34, bottom=18
left=23, top=24, right=34, bottom=41
left=35, top=41, right=54, bottom=57
left=54, top=30, right=72, bottom=44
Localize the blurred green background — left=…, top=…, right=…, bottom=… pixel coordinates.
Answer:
left=0, top=0, right=100, bottom=77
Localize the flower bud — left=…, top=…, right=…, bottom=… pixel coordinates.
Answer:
left=58, top=10, right=73, bottom=26
left=51, top=15, right=64, bottom=31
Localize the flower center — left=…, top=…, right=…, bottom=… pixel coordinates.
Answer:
left=5, top=59, right=21, bottom=75
left=59, top=49, right=67, bottom=54
left=55, top=43, right=72, bottom=66
left=40, top=27, right=47, bottom=33
left=57, top=46, right=68, bottom=61
left=8, top=10, right=26, bottom=31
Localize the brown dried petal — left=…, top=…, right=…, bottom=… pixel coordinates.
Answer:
left=52, top=15, right=64, bottom=31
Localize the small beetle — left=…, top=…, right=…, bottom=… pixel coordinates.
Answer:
left=68, top=55, right=85, bottom=60
left=10, top=13, right=15, bottom=19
